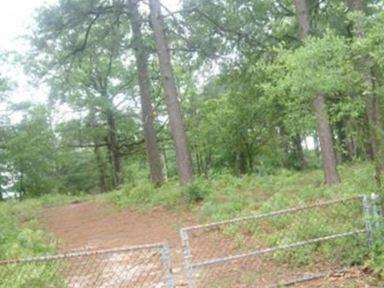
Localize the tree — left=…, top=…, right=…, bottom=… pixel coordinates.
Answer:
left=30, top=1, right=134, bottom=188
left=293, top=0, right=340, bottom=184
left=0, top=65, right=13, bottom=200
left=5, top=105, right=59, bottom=197
left=349, top=0, right=384, bottom=189
left=127, top=0, right=164, bottom=186
left=149, top=0, right=193, bottom=185
left=30, top=0, right=169, bottom=187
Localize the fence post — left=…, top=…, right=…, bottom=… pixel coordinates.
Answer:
left=180, top=229, right=195, bottom=288
left=371, top=193, right=379, bottom=224
left=161, top=242, right=174, bottom=288
left=371, top=193, right=383, bottom=242
left=361, top=195, right=373, bottom=248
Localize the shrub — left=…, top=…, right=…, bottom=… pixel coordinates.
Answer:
left=181, top=178, right=212, bottom=204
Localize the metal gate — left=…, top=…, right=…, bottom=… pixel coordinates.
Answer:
left=0, top=242, right=174, bottom=288
left=180, top=195, right=376, bottom=287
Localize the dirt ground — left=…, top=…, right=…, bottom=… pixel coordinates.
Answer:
left=39, top=202, right=196, bottom=252
left=39, top=202, right=378, bottom=287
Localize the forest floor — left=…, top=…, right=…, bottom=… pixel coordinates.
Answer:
left=39, top=201, right=377, bottom=287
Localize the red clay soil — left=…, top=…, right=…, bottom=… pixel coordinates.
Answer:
left=39, top=202, right=197, bottom=252
left=39, top=202, right=377, bottom=287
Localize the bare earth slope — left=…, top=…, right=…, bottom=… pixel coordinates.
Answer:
left=39, top=202, right=196, bottom=251
left=39, top=202, right=375, bottom=287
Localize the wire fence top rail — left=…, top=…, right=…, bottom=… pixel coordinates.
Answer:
left=0, top=194, right=380, bottom=288
left=0, top=241, right=174, bottom=288
left=190, top=229, right=368, bottom=268
left=181, top=195, right=363, bottom=233
left=180, top=194, right=373, bottom=288
left=0, top=242, right=167, bottom=265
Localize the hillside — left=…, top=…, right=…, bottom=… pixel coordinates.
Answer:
left=1, top=162, right=383, bottom=287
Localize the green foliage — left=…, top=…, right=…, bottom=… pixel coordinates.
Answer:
left=106, top=180, right=181, bottom=209
left=368, top=241, right=384, bottom=277
left=366, top=214, right=384, bottom=277
left=5, top=106, right=59, bottom=197
left=181, top=178, right=212, bottom=203
left=276, top=32, right=357, bottom=103
left=0, top=193, right=88, bottom=259
left=0, top=201, right=53, bottom=260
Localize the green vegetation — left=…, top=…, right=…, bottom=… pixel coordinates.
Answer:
left=0, top=194, right=88, bottom=259
left=1, top=0, right=384, bottom=199
left=106, top=161, right=373, bottom=217
left=0, top=0, right=384, bottom=285
left=105, top=161, right=383, bottom=278
left=0, top=161, right=383, bottom=285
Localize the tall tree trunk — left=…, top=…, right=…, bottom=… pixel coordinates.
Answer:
left=94, top=143, right=108, bottom=192
left=349, top=0, right=384, bottom=188
left=162, top=145, right=169, bottom=179
left=89, top=110, right=109, bottom=192
left=128, top=0, right=164, bottom=186
left=149, top=0, right=193, bottom=185
left=194, top=145, right=202, bottom=176
left=293, top=0, right=311, bottom=39
left=246, top=143, right=254, bottom=173
left=335, top=119, right=351, bottom=162
left=313, top=95, right=340, bottom=183
left=293, top=134, right=306, bottom=170
left=106, top=108, right=123, bottom=187
left=313, top=132, right=320, bottom=159
left=346, top=131, right=357, bottom=160
left=293, top=0, right=340, bottom=184
left=236, top=149, right=247, bottom=176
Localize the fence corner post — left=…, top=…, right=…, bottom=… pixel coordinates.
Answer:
left=361, top=195, right=373, bottom=248
left=161, top=242, right=174, bottom=288
left=180, top=228, right=195, bottom=288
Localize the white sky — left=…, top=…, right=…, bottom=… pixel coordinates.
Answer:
left=0, top=0, right=180, bottom=110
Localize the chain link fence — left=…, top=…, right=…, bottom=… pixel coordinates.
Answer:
left=180, top=195, right=375, bottom=287
left=0, top=242, right=174, bottom=288
left=1, top=194, right=382, bottom=287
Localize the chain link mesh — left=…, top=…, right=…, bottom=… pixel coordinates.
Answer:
left=0, top=243, right=173, bottom=288
left=0, top=195, right=379, bottom=287
left=181, top=196, right=371, bottom=287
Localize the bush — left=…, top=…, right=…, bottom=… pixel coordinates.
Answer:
left=181, top=179, right=212, bottom=203
left=0, top=201, right=55, bottom=260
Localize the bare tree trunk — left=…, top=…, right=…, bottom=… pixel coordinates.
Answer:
left=293, top=0, right=340, bottom=184
left=293, top=0, right=311, bottom=39
left=128, top=0, right=164, bottom=186
left=94, top=143, right=108, bottom=192
left=89, top=110, right=109, bottom=192
left=313, top=132, right=320, bottom=159
left=162, top=145, right=169, bottom=178
left=106, top=108, right=123, bottom=187
left=349, top=0, right=384, bottom=188
left=335, top=119, right=350, bottom=162
left=293, top=134, right=306, bottom=170
left=149, top=0, right=193, bottom=185
left=314, top=95, right=340, bottom=184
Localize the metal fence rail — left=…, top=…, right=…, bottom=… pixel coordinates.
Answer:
left=180, top=195, right=372, bottom=287
left=1, top=194, right=381, bottom=287
left=0, top=242, right=174, bottom=288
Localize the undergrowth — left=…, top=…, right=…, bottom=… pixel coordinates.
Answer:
left=104, top=161, right=383, bottom=277
left=0, top=193, right=88, bottom=259
left=105, top=161, right=376, bottom=219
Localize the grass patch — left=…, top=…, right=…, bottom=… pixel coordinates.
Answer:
left=0, top=193, right=89, bottom=260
